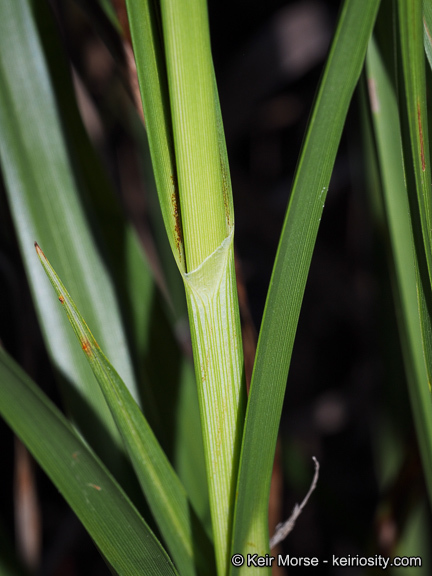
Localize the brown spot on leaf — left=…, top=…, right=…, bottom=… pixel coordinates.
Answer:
left=170, top=175, right=183, bottom=260
left=87, top=483, right=101, bottom=491
left=418, top=101, right=426, bottom=172
left=80, top=337, right=93, bottom=357
left=58, top=295, right=65, bottom=304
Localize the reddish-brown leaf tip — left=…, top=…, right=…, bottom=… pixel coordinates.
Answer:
left=34, top=242, right=43, bottom=257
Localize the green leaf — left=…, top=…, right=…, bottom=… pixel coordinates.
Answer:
left=397, top=0, right=432, bottom=389
left=35, top=0, right=208, bottom=524
left=127, top=103, right=189, bottom=324
left=160, top=6, right=245, bottom=570
left=124, top=0, right=185, bottom=273
left=0, top=0, right=135, bottom=470
left=230, top=0, right=380, bottom=571
left=0, top=349, right=178, bottom=576
left=126, top=3, right=245, bottom=573
left=35, top=243, right=214, bottom=576
left=0, top=0, right=207, bottom=518
left=160, top=0, right=227, bottom=270
left=366, top=35, right=432, bottom=504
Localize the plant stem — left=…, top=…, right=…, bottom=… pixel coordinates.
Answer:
left=160, top=1, right=245, bottom=573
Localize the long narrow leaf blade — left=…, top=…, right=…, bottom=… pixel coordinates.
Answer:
left=398, top=0, right=432, bottom=260
left=366, top=36, right=432, bottom=504
left=397, top=0, right=432, bottom=389
left=33, top=0, right=208, bottom=522
left=124, top=0, right=185, bottom=272
left=0, top=349, right=177, bottom=576
left=0, top=0, right=136, bottom=467
left=35, top=243, right=214, bottom=576
left=231, top=0, right=380, bottom=570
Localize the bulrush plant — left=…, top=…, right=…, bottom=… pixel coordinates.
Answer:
left=1, top=0, right=432, bottom=574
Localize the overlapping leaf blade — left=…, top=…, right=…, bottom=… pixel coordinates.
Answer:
left=0, top=349, right=178, bottom=576
left=124, top=0, right=184, bottom=272
left=125, top=3, right=245, bottom=573
left=35, top=243, right=214, bottom=576
left=40, top=0, right=208, bottom=522
left=0, top=0, right=135, bottom=469
left=0, top=0, right=207, bottom=517
left=366, top=36, right=432, bottom=502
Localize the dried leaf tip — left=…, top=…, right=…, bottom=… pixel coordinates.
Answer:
left=34, top=242, right=43, bottom=257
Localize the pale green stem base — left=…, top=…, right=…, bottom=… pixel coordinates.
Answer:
left=183, top=231, right=245, bottom=576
